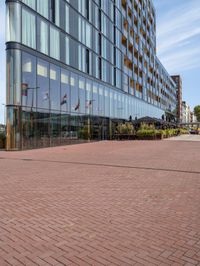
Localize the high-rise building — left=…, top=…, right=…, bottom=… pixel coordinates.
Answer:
left=171, top=75, right=182, bottom=123
left=5, top=0, right=177, bottom=150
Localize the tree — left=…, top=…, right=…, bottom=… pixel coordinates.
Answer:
left=194, top=105, right=200, bottom=122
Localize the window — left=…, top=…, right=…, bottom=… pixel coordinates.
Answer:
left=50, top=64, right=60, bottom=111
left=37, top=19, right=48, bottom=55
left=79, top=77, right=85, bottom=114
left=86, top=49, right=90, bottom=74
left=61, top=69, right=70, bottom=113
left=22, top=8, right=36, bottom=49
left=93, top=83, right=99, bottom=116
left=22, top=0, right=36, bottom=9
left=37, top=59, right=49, bottom=110
left=7, top=49, right=21, bottom=106
left=102, top=59, right=107, bottom=82
left=93, top=54, right=99, bottom=79
left=102, top=36, right=107, bottom=59
left=6, top=2, right=21, bottom=42
left=85, top=22, right=92, bottom=48
left=70, top=73, right=79, bottom=113
left=50, top=26, right=60, bottom=60
left=65, top=36, right=69, bottom=65
left=78, top=17, right=86, bottom=45
left=110, top=90, right=114, bottom=117
left=86, top=80, right=92, bottom=115
left=50, top=0, right=60, bottom=26
left=105, top=87, right=110, bottom=117
left=37, top=0, right=49, bottom=19
left=78, top=45, right=85, bottom=72
left=99, top=86, right=104, bottom=116
left=85, top=0, right=90, bottom=20
left=22, top=52, right=36, bottom=108
left=65, top=4, right=69, bottom=33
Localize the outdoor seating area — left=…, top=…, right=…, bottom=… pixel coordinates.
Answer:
left=114, top=116, right=189, bottom=140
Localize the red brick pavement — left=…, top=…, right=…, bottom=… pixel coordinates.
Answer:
left=0, top=140, right=200, bottom=265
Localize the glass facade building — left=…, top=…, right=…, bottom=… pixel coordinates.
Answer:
left=5, top=0, right=177, bottom=150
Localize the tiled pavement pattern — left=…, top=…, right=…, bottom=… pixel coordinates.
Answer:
left=0, top=140, right=200, bottom=266
left=166, top=135, right=200, bottom=142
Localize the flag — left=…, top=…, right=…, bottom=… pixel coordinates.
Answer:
left=86, top=99, right=92, bottom=108
left=61, top=94, right=67, bottom=105
left=43, top=92, right=49, bottom=101
left=22, top=83, right=28, bottom=96
left=74, top=99, right=80, bottom=111
left=86, top=100, right=92, bottom=108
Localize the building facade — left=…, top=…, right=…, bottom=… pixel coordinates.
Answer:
left=5, top=0, right=177, bottom=150
left=190, top=112, right=197, bottom=123
left=182, top=101, right=190, bottom=124
left=171, top=75, right=182, bottom=123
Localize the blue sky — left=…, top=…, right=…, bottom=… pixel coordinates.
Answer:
left=0, top=1, right=199, bottom=124
left=0, top=2, right=5, bottom=124
left=154, top=0, right=200, bottom=110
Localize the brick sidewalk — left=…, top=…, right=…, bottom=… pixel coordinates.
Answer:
left=0, top=140, right=200, bottom=265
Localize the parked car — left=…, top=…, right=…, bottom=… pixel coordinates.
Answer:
left=190, top=129, right=199, bottom=135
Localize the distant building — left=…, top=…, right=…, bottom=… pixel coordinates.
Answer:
left=182, top=101, right=190, bottom=123
left=171, top=75, right=182, bottom=123
left=190, top=112, right=197, bottom=123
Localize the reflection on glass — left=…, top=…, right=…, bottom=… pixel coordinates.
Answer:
left=61, top=69, right=70, bottom=113
left=22, top=8, right=36, bottom=49
left=79, top=77, right=85, bottom=114
left=38, top=19, right=48, bottom=55
left=50, top=64, right=60, bottom=111
left=22, top=52, right=36, bottom=108
left=70, top=73, right=79, bottom=113
left=37, top=59, right=49, bottom=110
left=93, top=83, right=99, bottom=116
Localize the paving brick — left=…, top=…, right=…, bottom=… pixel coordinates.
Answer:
left=0, top=140, right=200, bottom=265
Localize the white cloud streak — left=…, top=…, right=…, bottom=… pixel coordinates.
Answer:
left=155, top=0, right=200, bottom=73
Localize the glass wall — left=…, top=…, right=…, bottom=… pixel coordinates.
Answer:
left=6, top=2, right=21, bottom=43
left=37, top=0, right=49, bottom=19
left=50, top=26, right=60, bottom=60
left=6, top=49, right=21, bottom=106
left=37, top=18, right=49, bottom=55
left=22, top=52, right=37, bottom=108
left=22, top=0, right=36, bottom=9
left=11, top=0, right=176, bottom=118
left=22, top=8, right=36, bottom=49
left=6, top=49, right=165, bottom=150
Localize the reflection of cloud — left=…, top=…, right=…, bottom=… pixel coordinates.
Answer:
left=155, top=0, right=200, bottom=73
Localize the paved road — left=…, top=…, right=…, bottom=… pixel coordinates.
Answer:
left=0, top=139, right=200, bottom=265
left=167, top=134, right=200, bottom=142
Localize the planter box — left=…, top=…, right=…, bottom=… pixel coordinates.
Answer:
left=114, top=134, right=136, bottom=140
left=0, top=139, right=5, bottom=149
left=136, top=135, right=156, bottom=140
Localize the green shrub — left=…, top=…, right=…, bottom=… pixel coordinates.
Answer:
left=180, top=128, right=189, bottom=134
left=136, top=129, right=156, bottom=138
left=117, top=123, right=135, bottom=135
left=139, top=123, right=155, bottom=130
left=78, top=126, right=91, bottom=140
left=0, top=132, right=6, bottom=149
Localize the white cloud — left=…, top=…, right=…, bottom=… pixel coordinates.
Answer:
left=156, top=0, right=200, bottom=73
